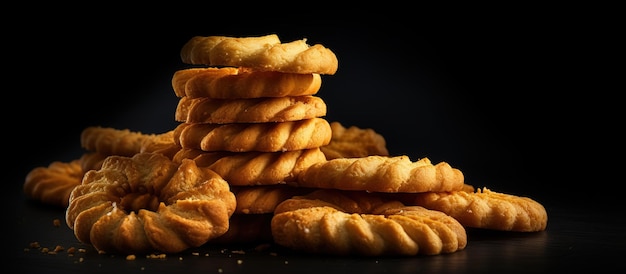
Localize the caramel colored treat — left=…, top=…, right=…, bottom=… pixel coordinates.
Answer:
left=320, top=121, right=389, bottom=160
left=272, top=189, right=467, bottom=256
left=175, top=96, right=327, bottom=124
left=174, top=118, right=331, bottom=152
left=180, top=34, right=338, bottom=75
left=173, top=148, right=327, bottom=186
left=294, top=155, right=465, bottom=193
left=65, top=153, right=236, bottom=254
left=393, top=187, right=548, bottom=232
left=230, top=185, right=315, bottom=214
left=24, top=159, right=83, bottom=208
left=174, top=67, right=322, bottom=99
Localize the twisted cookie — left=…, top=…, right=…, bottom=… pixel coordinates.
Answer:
left=294, top=155, right=465, bottom=193
left=394, top=187, right=548, bottom=232
left=320, top=121, right=389, bottom=160
left=173, top=148, right=327, bottom=186
left=173, top=118, right=332, bottom=152
left=175, top=96, right=327, bottom=124
left=65, top=153, right=236, bottom=254
left=271, top=189, right=467, bottom=256
left=180, top=34, right=338, bottom=75
left=173, top=67, right=322, bottom=99
left=24, top=159, right=83, bottom=208
left=81, top=126, right=179, bottom=158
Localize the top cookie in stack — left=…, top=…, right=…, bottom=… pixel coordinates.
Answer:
left=170, top=34, right=339, bottom=186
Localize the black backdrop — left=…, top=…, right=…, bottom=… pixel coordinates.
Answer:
left=9, top=8, right=621, bottom=210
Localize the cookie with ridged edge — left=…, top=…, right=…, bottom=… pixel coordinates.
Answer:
left=173, top=118, right=331, bottom=152
left=392, top=186, right=548, bottom=232
left=173, top=67, right=321, bottom=99
left=271, top=189, right=467, bottom=256
left=294, top=155, right=465, bottom=193
left=175, top=96, right=327, bottom=124
left=180, top=34, right=338, bottom=75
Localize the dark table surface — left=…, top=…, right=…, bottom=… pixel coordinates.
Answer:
left=9, top=8, right=624, bottom=273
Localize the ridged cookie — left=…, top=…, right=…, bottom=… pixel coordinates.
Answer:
left=180, top=34, right=338, bottom=75
left=271, top=189, right=467, bottom=256
left=175, top=96, right=327, bottom=124
left=171, top=67, right=239, bottom=97
left=294, top=155, right=465, bottom=193
left=173, top=67, right=322, bottom=99
left=320, top=121, right=389, bottom=160
left=394, top=187, right=548, bottom=232
left=173, top=118, right=331, bottom=152
left=172, top=148, right=327, bottom=186
left=24, top=159, right=83, bottom=208
left=230, top=185, right=315, bottom=214
left=81, top=127, right=178, bottom=158
left=66, top=153, right=237, bottom=254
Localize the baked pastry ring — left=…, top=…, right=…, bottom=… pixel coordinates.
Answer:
left=65, top=152, right=236, bottom=254
left=271, top=189, right=467, bottom=256
left=393, top=187, right=548, bottom=232
left=173, top=118, right=331, bottom=152
left=81, top=126, right=179, bottom=159
left=175, top=95, right=327, bottom=124
left=180, top=34, right=338, bottom=75
left=173, top=67, right=322, bottom=99
left=24, top=159, right=83, bottom=208
left=172, top=148, right=327, bottom=186
left=294, top=155, right=465, bottom=193
left=320, top=121, right=389, bottom=160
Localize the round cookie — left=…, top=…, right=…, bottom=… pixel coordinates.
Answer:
left=294, top=155, right=465, bottom=193
left=174, top=95, right=327, bottom=124
left=65, top=152, right=236, bottom=254
left=173, top=118, right=331, bottom=152
left=392, top=187, right=548, bottom=232
left=172, top=148, right=327, bottom=186
left=174, top=67, right=322, bottom=99
left=180, top=34, right=338, bottom=75
left=271, top=189, right=467, bottom=256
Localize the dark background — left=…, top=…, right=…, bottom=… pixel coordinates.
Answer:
left=9, top=8, right=620, bottom=208
left=8, top=6, right=624, bottom=273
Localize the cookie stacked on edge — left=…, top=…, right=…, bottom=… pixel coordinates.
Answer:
left=169, top=34, right=340, bottom=243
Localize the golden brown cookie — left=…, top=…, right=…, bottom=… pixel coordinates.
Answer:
left=271, top=189, right=467, bottom=256
left=294, top=155, right=465, bottom=193
left=174, top=67, right=322, bottom=99
left=174, top=96, right=327, bottom=124
left=65, top=153, right=237, bottom=254
left=393, top=187, right=548, bottom=232
left=24, top=159, right=84, bottom=208
left=320, top=121, right=389, bottom=160
left=180, top=34, right=338, bottom=75
left=173, top=118, right=331, bottom=152
left=81, top=126, right=179, bottom=159
left=171, top=67, right=239, bottom=97
left=172, top=148, right=327, bottom=186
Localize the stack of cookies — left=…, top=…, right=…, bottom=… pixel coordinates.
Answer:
left=168, top=34, right=340, bottom=242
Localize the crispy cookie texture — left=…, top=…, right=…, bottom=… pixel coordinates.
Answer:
left=321, top=121, right=389, bottom=160
left=173, top=148, right=327, bottom=186
left=175, top=95, right=327, bottom=124
left=173, top=118, right=332, bottom=152
left=24, top=159, right=84, bottom=208
left=65, top=152, right=236, bottom=254
left=394, top=187, right=548, bottom=232
left=180, top=34, right=338, bottom=75
left=81, top=126, right=179, bottom=159
left=173, top=67, right=322, bottom=99
left=271, top=189, right=467, bottom=256
left=294, top=155, right=465, bottom=193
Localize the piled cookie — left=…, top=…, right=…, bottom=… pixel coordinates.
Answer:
left=23, top=34, right=548, bottom=257
left=169, top=34, right=340, bottom=243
